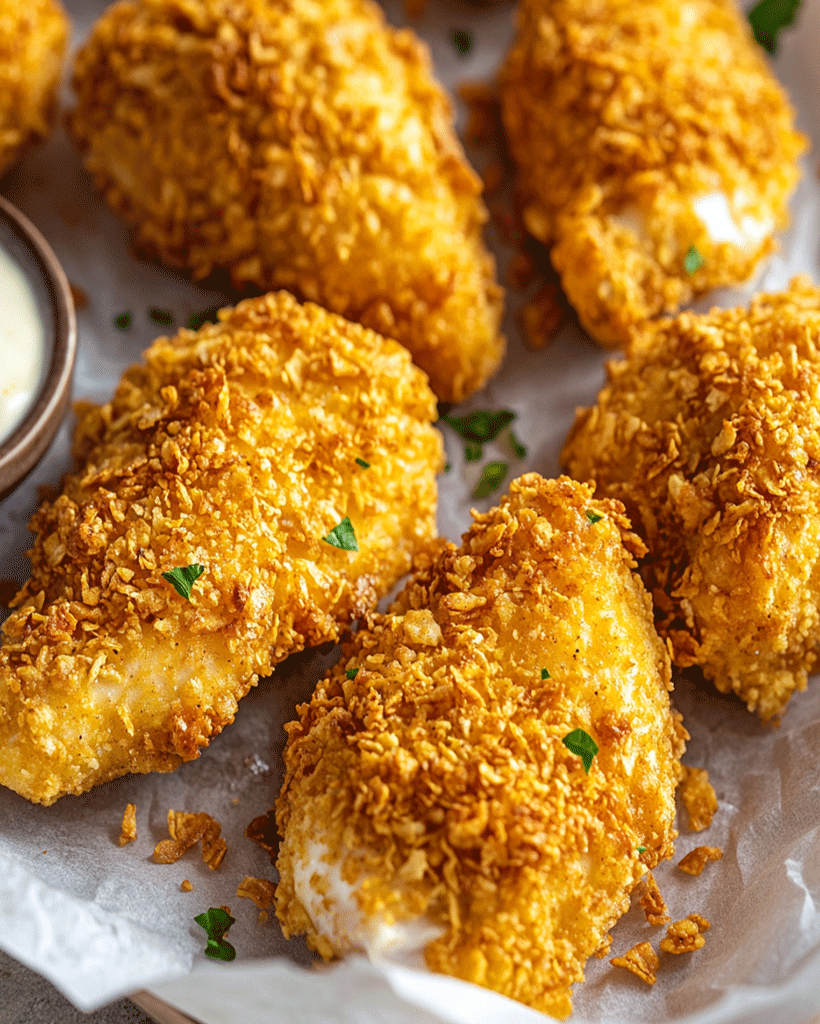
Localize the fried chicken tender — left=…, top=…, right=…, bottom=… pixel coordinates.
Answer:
left=0, top=292, right=443, bottom=806
left=0, top=0, right=69, bottom=176
left=500, top=0, right=804, bottom=348
left=67, top=0, right=504, bottom=404
left=275, top=475, right=685, bottom=1018
left=563, top=277, right=820, bottom=721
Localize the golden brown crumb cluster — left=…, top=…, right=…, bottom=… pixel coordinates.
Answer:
left=237, top=876, right=277, bottom=910
left=500, top=0, right=803, bottom=347
left=680, top=768, right=719, bottom=832
left=661, top=914, right=710, bottom=954
left=118, top=803, right=137, bottom=846
left=611, top=941, right=659, bottom=985
left=68, top=0, right=504, bottom=403
left=0, top=292, right=442, bottom=805
left=275, top=475, right=685, bottom=1017
left=0, top=0, right=68, bottom=175
left=153, top=810, right=227, bottom=869
left=640, top=873, right=670, bottom=926
left=678, top=846, right=723, bottom=876
left=564, top=278, right=820, bottom=720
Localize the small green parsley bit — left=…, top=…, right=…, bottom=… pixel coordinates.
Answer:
left=541, top=668, right=550, bottom=680
left=162, top=564, right=205, bottom=601
left=509, top=429, right=527, bottom=460
left=472, top=460, right=508, bottom=500
left=187, top=305, right=221, bottom=331
left=346, top=668, right=359, bottom=680
left=323, top=516, right=358, bottom=551
left=451, top=29, right=472, bottom=56
left=355, top=457, right=370, bottom=469
left=443, top=409, right=515, bottom=444
left=683, top=246, right=705, bottom=275
left=748, top=0, right=802, bottom=54
left=148, top=306, right=174, bottom=327
left=637, top=846, right=647, bottom=854
left=465, top=442, right=483, bottom=462
left=443, top=462, right=452, bottom=474
left=562, top=728, right=599, bottom=774
left=194, top=908, right=237, bottom=962
left=113, top=311, right=132, bottom=331
left=585, top=510, right=603, bottom=525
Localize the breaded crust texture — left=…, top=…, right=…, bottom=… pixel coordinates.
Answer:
left=563, top=278, right=820, bottom=722
left=68, top=0, right=504, bottom=403
left=0, top=292, right=443, bottom=805
left=500, top=0, right=803, bottom=347
left=275, top=475, right=684, bottom=1018
left=0, top=0, right=69, bottom=175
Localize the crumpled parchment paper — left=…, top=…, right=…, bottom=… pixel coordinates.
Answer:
left=0, top=0, right=819, bottom=1021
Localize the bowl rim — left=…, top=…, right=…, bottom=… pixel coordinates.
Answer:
left=0, top=194, right=76, bottom=494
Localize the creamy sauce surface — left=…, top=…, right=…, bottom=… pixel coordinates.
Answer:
left=0, top=243, right=47, bottom=446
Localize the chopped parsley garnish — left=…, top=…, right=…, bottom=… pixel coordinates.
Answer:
left=465, top=442, right=483, bottom=462
left=346, top=668, right=359, bottom=680
left=585, top=510, right=603, bottom=524
left=451, top=29, right=473, bottom=56
left=683, top=246, right=705, bottom=275
left=637, top=846, right=647, bottom=854
left=355, top=457, right=370, bottom=469
left=541, top=668, right=550, bottom=680
left=162, top=564, right=205, bottom=601
left=323, top=517, right=358, bottom=551
left=562, top=729, right=599, bottom=774
left=194, top=907, right=236, bottom=962
left=509, top=429, right=527, bottom=460
left=444, top=462, right=451, bottom=473
left=444, top=409, right=515, bottom=443
left=187, top=305, right=221, bottom=331
left=148, top=307, right=174, bottom=327
left=114, top=311, right=132, bottom=331
left=748, top=0, right=802, bottom=53
left=472, top=460, right=508, bottom=499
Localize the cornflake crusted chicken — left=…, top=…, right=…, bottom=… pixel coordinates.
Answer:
left=610, top=941, right=659, bottom=985
left=0, top=292, right=442, bottom=805
left=274, top=475, right=686, bottom=1018
left=500, top=0, right=804, bottom=348
left=0, top=0, right=69, bottom=175
left=563, top=279, right=820, bottom=720
left=68, top=0, right=504, bottom=404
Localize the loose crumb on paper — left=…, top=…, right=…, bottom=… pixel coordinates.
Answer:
left=640, top=872, right=670, bottom=926
left=678, top=846, right=724, bottom=876
left=118, top=803, right=137, bottom=846
left=611, top=941, right=659, bottom=985
left=680, top=766, right=718, bottom=832
left=180, top=880, right=193, bottom=893
left=152, top=810, right=227, bottom=869
left=660, top=915, right=710, bottom=954
left=236, top=876, right=277, bottom=911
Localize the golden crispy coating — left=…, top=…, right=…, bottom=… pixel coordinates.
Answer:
left=610, top=941, right=659, bottom=985
left=0, top=291, right=442, bottom=806
left=563, top=278, right=820, bottom=721
left=0, top=0, right=68, bottom=175
left=68, top=0, right=504, bottom=404
left=275, top=475, right=685, bottom=1017
left=500, top=0, right=804, bottom=347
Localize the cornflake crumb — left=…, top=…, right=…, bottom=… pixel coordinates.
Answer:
left=594, top=933, right=613, bottom=959
left=611, top=941, right=659, bottom=985
left=640, top=872, right=670, bottom=926
left=180, top=880, right=193, bottom=893
left=680, top=766, right=718, bottom=832
left=236, top=876, right=277, bottom=911
left=660, top=915, right=709, bottom=954
left=152, top=810, right=227, bottom=869
left=119, top=803, right=137, bottom=846
left=678, top=846, right=724, bottom=876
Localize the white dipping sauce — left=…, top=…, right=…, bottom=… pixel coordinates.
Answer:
left=0, top=243, right=47, bottom=446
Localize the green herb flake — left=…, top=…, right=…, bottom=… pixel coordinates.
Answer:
left=472, top=460, right=508, bottom=500
left=444, top=462, right=452, bottom=473
left=195, top=907, right=236, bottom=962
left=355, top=457, right=370, bottom=469
left=748, top=0, right=802, bottom=53
left=444, top=409, right=515, bottom=443
left=541, top=668, right=550, bottom=680
left=346, top=668, right=359, bottom=680
left=187, top=305, right=221, bottom=331
left=465, top=442, right=483, bottom=462
left=585, top=510, right=603, bottom=524
left=323, top=516, right=358, bottom=551
left=451, top=29, right=473, bottom=56
left=509, top=429, right=528, bottom=460
left=148, top=306, right=174, bottom=327
left=113, top=311, right=132, bottom=331
left=162, top=564, right=205, bottom=601
left=562, top=728, right=599, bottom=774
left=637, top=846, right=647, bottom=854
left=683, top=246, right=705, bottom=275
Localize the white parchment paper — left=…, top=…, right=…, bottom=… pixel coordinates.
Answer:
left=0, top=0, right=819, bottom=1021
